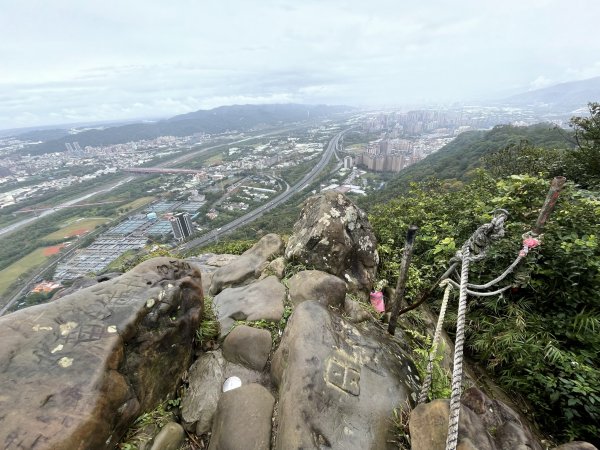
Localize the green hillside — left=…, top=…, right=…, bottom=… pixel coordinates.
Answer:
left=368, top=123, right=575, bottom=205
left=367, top=106, right=600, bottom=445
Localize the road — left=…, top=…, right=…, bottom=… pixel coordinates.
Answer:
left=0, top=126, right=301, bottom=239
left=0, top=177, right=134, bottom=238
left=179, top=128, right=351, bottom=251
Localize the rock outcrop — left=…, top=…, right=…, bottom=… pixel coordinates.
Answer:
left=271, top=300, right=419, bottom=450
left=0, top=257, right=203, bottom=450
left=209, top=233, right=284, bottom=295
left=285, top=191, right=379, bottom=294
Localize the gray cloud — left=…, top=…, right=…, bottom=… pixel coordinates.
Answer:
left=1, top=0, right=600, bottom=128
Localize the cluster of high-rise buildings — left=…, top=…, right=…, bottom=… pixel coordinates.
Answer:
left=354, top=138, right=422, bottom=173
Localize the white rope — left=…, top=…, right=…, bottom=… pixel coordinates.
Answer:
left=467, top=254, right=523, bottom=289
left=445, top=279, right=511, bottom=297
left=445, top=246, right=470, bottom=450
left=418, top=280, right=453, bottom=404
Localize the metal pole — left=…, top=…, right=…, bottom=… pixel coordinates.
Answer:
left=388, top=225, right=419, bottom=335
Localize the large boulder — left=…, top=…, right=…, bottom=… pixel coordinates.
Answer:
left=209, top=233, right=284, bottom=295
left=208, top=383, right=275, bottom=450
left=271, top=301, right=418, bottom=450
left=409, top=388, right=543, bottom=450
left=213, top=275, right=285, bottom=337
left=0, top=257, right=203, bottom=450
left=287, top=269, right=347, bottom=308
left=181, top=351, right=226, bottom=435
left=222, top=325, right=272, bottom=371
left=285, top=192, right=378, bottom=293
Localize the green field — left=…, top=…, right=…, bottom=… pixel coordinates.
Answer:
left=43, top=217, right=110, bottom=241
left=0, top=247, right=51, bottom=297
left=119, top=196, right=155, bottom=211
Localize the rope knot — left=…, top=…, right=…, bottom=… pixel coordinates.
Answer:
left=519, top=233, right=542, bottom=257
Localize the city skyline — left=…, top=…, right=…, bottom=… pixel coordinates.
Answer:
left=2, top=0, right=600, bottom=129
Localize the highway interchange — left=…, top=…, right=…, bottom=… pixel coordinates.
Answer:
left=179, top=128, right=350, bottom=251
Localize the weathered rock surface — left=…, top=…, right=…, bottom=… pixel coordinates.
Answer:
left=209, top=233, right=284, bottom=295
left=271, top=300, right=418, bottom=450
left=552, top=443, right=599, bottom=450
left=213, top=275, right=285, bottom=336
left=288, top=269, right=347, bottom=308
left=188, top=253, right=239, bottom=295
left=285, top=191, right=378, bottom=293
left=208, top=383, right=275, bottom=450
left=222, top=325, right=272, bottom=371
left=409, top=387, right=543, bottom=450
left=149, top=422, right=185, bottom=450
left=181, top=351, right=226, bottom=435
left=261, top=255, right=286, bottom=279
left=410, top=400, right=493, bottom=450
left=343, top=296, right=371, bottom=323
left=0, top=257, right=203, bottom=450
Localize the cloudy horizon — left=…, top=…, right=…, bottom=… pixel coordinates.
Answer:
left=2, top=0, right=600, bottom=130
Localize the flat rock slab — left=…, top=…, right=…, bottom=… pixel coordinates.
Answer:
left=288, top=269, right=347, bottom=308
left=209, top=234, right=284, bottom=295
left=213, top=275, right=285, bottom=337
left=0, top=257, right=203, bottom=450
left=271, top=301, right=418, bottom=450
left=208, top=384, right=275, bottom=450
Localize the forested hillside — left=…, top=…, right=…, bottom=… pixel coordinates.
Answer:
left=368, top=104, right=600, bottom=445
left=367, top=123, right=575, bottom=205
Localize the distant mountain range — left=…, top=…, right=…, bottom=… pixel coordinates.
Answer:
left=502, top=76, right=600, bottom=110
left=17, top=104, right=352, bottom=155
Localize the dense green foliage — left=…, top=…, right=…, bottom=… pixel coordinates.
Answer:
left=569, top=102, right=600, bottom=189
left=371, top=173, right=599, bottom=443
left=369, top=107, right=600, bottom=444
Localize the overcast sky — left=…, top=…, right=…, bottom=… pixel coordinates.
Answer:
left=1, top=0, right=599, bottom=129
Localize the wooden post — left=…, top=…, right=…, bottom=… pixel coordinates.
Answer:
left=388, top=225, right=419, bottom=335
left=533, top=176, right=566, bottom=235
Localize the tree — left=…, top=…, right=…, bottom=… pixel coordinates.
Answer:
left=569, top=102, right=600, bottom=188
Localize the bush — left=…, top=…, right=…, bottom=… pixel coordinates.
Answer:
left=370, top=173, right=600, bottom=443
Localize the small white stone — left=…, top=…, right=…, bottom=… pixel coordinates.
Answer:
left=32, top=324, right=53, bottom=332
left=223, top=376, right=242, bottom=392
left=107, top=325, right=117, bottom=334
left=158, top=290, right=166, bottom=301
left=146, top=298, right=155, bottom=308
left=50, top=344, right=63, bottom=354
left=58, top=357, right=73, bottom=368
